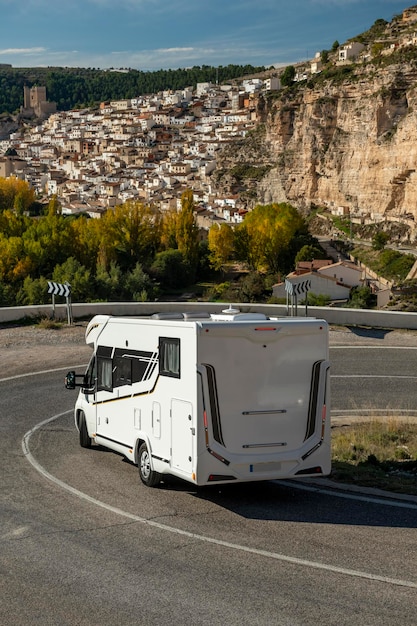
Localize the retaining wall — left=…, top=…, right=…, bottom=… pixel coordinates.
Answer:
left=1, top=301, right=417, bottom=330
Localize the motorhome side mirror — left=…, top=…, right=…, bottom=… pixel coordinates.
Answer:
left=65, top=371, right=76, bottom=389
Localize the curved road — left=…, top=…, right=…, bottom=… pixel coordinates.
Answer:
left=1, top=339, right=417, bottom=625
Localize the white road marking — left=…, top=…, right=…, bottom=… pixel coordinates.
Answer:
left=0, top=364, right=88, bottom=383
left=330, top=345, right=417, bottom=349
left=278, top=480, right=417, bottom=510
left=331, top=374, right=417, bottom=379
left=332, top=408, right=417, bottom=415
left=22, top=411, right=417, bottom=591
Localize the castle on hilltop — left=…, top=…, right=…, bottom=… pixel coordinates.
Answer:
left=21, top=85, right=56, bottom=120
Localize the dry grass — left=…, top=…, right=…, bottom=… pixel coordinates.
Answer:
left=331, top=419, right=417, bottom=495
left=36, top=316, right=64, bottom=330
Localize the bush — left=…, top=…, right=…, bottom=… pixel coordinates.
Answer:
left=150, top=249, right=192, bottom=290
left=347, top=286, right=376, bottom=309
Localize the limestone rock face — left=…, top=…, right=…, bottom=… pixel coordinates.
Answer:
left=264, top=64, right=417, bottom=220
left=217, top=61, right=417, bottom=235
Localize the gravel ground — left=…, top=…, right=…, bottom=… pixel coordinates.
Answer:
left=0, top=322, right=91, bottom=378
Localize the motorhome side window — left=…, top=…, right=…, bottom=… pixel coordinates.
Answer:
left=159, top=337, right=180, bottom=378
left=84, top=356, right=96, bottom=390
left=113, top=348, right=132, bottom=387
left=97, top=345, right=113, bottom=392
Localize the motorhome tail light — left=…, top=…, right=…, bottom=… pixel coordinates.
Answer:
left=208, top=474, right=236, bottom=482
left=254, top=327, right=277, bottom=331
left=321, top=405, right=327, bottom=439
left=295, top=466, right=323, bottom=475
left=208, top=448, right=230, bottom=465
left=203, top=410, right=209, bottom=446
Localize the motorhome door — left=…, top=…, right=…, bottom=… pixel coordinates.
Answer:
left=171, top=399, right=194, bottom=474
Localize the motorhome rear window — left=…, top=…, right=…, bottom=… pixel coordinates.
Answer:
left=159, top=337, right=180, bottom=378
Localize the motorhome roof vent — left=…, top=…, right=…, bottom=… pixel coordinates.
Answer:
left=151, top=311, right=212, bottom=321
left=151, top=312, right=185, bottom=320
left=210, top=305, right=269, bottom=321
left=183, top=311, right=211, bottom=320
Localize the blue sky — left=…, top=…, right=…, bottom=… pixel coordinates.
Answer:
left=0, top=0, right=410, bottom=71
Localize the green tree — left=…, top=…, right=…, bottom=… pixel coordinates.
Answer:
left=17, top=276, right=50, bottom=305
left=347, top=286, right=376, bottom=309
left=372, top=231, right=389, bottom=250
left=124, top=262, right=155, bottom=301
left=52, top=257, right=92, bottom=302
left=150, top=249, right=192, bottom=289
left=306, top=292, right=331, bottom=307
left=281, top=65, right=296, bottom=87
left=0, top=280, right=15, bottom=306
left=238, top=271, right=267, bottom=302
left=295, top=244, right=327, bottom=264
left=371, top=42, right=385, bottom=57
left=95, top=260, right=124, bottom=300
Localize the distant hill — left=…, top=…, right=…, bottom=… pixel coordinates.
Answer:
left=0, top=64, right=266, bottom=115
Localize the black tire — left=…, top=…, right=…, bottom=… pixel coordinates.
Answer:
left=79, top=412, right=92, bottom=448
left=138, top=443, right=160, bottom=487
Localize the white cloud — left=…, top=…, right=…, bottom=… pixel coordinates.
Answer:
left=0, top=47, right=46, bottom=55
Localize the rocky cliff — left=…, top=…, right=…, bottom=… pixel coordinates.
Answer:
left=214, top=27, right=417, bottom=241
left=262, top=62, right=417, bottom=219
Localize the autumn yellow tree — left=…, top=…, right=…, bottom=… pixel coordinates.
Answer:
left=160, top=208, right=178, bottom=250
left=69, top=215, right=102, bottom=271
left=208, top=223, right=235, bottom=271
left=99, top=201, right=162, bottom=270
left=0, top=177, right=35, bottom=213
left=237, top=203, right=305, bottom=273
left=176, top=190, right=199, bottom=271
left=47, top=194, right=62, bottom=217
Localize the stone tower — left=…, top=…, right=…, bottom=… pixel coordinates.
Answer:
left=22, top=85, right=56, bottom=119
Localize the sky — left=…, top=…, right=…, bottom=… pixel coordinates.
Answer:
left=0, top=0, right=411, bottom=71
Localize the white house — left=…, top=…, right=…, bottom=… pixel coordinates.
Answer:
left=317, top=261, right=363, bottom=288
left=338, top=42, right=365, bottom=62
left=263, top=77, right=281, bottom=91
left=311, top=53, right=323, bottom=74
left=273, top=271, right=351, bottom=302
left=273, top=259, right=364, bottom=302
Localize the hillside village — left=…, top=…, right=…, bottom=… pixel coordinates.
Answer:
left=1, top=5, right=417, bottom=232
left=2, top=6, right=417, bottom=308
left=0, top=76, right=280, bottom=227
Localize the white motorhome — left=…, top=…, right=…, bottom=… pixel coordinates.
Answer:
left=65, top=310, right=331, bottom=487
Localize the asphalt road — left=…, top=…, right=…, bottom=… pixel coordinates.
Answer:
left=1, top=341, right=417, bottom=625
left=331, top=349, right=417, bottom=416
